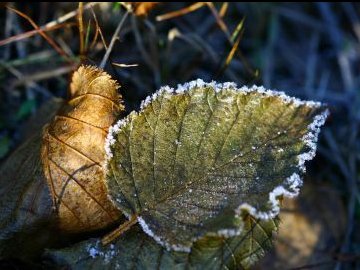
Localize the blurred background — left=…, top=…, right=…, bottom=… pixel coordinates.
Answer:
left=0, top=2, right=359, bottom=269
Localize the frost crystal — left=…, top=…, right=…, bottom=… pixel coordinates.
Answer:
left=215, top=228, right=241, bottom=238
left=88, top=247, right=99, bottom=258
left=297, top=110, right=329, bottom=172
left=87, top=240, right=118, bottom=263
left=137, top=216, right=191, bottom=252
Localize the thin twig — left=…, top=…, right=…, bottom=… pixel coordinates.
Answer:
left=156, top=2, right=206, bottom=21
left=45, top=2, right=99, bottom=29
left=0, top=23, right=74, bottom=47
left=99, top=10, right=130, bottom=69
left=90, top=5, right=107, bottom=51
left=6, top=6, right=71, bottom=61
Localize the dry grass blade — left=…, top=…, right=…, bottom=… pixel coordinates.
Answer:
left=226, top=35, right=242, bottom=66
left=112, top=62, right=138, bottom=68
left=215, top=32, right=242, bottom=78
left=78, top=2, right=85, bottom=59
left=88, top=11, right=99, bottom=51
left=229, top=17, right=258, bottom=78
left=219, top=2, right=229, bottom=17
left=90, top=6, right=107, bottom=51
left=45, top=2, right=99, bottom=29
left=84, top=19, right=91, bottom=52
left=99, top=11, right=130, bottom=69
left=206, top=2, right=230, bottom=40
left=231, top=17, right=245, bottom=43
left=156, top=2, right=206, bottom=21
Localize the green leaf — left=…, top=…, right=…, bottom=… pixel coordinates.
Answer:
left=105, top=80, right=328, bottom=252
left=16, top=99, right=36, bottom=121
left=47, top=215, right=278, bottom=270
left=0, top=136, right=10, bottom=159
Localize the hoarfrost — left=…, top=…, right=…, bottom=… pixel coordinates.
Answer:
left=137, top=216, right=191, bottom=253
left=88, top=247, right=99, bottom=258
left=87, top=240, right=118, bottom=263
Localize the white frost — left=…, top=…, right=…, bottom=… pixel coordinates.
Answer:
left=87, top=240, right=118, bottom=263
left=88, top=247, right=99, bottom=258
left=137, top=216, right=191, bottom=253
left=215, top=228, right=241, bottom=238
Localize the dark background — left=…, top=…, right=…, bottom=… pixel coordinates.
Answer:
left=0, top=2, right=359, bottom=269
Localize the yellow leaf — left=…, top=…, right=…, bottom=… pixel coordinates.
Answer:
left=41, top=65, right=124, bottom=232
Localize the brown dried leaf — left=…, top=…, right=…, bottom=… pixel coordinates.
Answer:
left=256, top=182, right=346, bottom=269
left=41, top=65, right=124, bottom=233
left=127, top=2, right=159, bottom=17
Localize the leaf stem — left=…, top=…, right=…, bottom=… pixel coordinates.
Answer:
left=101, top=215, right=138, bottom=246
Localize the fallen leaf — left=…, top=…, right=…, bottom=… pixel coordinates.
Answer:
left=0, top=133, right=55, bottom=259
left=41, top=65, right=124, bottom=233
left=0, top=98, right=64, bottom=260
left=105, top=80, right=328, bottom=253
left=46, top=215, right=278, bottom=270
left=256, top=181, right=346, bottom=269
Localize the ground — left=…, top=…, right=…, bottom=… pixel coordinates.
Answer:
left=0, top=2, right=359, bottom=269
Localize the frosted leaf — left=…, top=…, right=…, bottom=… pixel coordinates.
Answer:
left=105, top=81, right=328, bottom=252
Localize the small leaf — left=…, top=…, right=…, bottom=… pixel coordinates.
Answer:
left=47, top=215, right=278, bottom=270
left=41, top=65, right=124, bottom=233
left=105, top=80, right=328, bottom=252
left=16, top=98, right=36, bottom=121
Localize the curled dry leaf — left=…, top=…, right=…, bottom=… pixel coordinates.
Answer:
left=105, top=80, right=328, bottom=253
left=41, top=65, right=124, bottom=233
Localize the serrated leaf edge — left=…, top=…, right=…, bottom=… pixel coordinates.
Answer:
left=104, top=80, right=329, bottom=252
